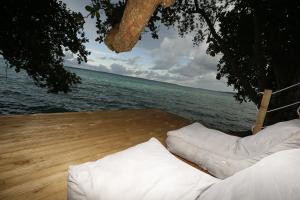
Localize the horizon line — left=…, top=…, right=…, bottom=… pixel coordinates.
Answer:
left=65, top=65, right=235, bottom=94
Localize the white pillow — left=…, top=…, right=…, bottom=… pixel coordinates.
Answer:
left=167, top=119, right=300, bottom=179
left=68, top=138, right=219, bottom=200
left=198, top=148, right=300, bottom=200
left=167, top=123, right=240, bottom=157
left=240, top=119, right=300, bottom=155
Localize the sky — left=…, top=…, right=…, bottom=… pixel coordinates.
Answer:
left=62, top=0, right=233, bottom=92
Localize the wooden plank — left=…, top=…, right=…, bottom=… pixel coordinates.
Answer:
left=253, top=89, right=272, bottom=134
left=0, top=109, right=191, bottom=200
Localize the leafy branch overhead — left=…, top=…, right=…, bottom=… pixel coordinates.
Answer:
left=0, top=0, right=90, bottom=93
left=86, top=0, right=300, bottom=124
left=0, top=0, right=299, bottom=125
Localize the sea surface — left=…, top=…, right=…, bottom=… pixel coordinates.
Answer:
left=0, top=60, right=256, bottom=132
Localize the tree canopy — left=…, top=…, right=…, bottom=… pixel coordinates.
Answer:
left=86, top=0, right=300, bottom=124
left=0, top=0, right=299, bottom=124
left=0, top=0, right=89, bottom=93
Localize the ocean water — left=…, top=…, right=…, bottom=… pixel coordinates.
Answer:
left=0, top=61, right=256, bottom=132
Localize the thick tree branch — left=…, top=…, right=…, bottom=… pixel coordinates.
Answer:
left=193, top=0, right=259, bottom=103
left=193, top=0, right=223, bottom=46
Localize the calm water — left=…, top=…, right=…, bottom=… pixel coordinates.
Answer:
left=0, top=60, right=256, bottom=131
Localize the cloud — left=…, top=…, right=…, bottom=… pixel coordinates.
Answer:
left=169, top=52, right=219, bottom=78
left=151, top=36, right=192, bottom=70
left=106, top=57, right=127, bottom=62
left=192, top=75, right=230, bottom=92
left=88, top=58, right=96, bottom=62
left=64, top=56, right=110, bottom=73
left=96, top=64, right=110, bottom=73
left=127, top=56, right=140, bottom=65
left=110, top=63, right=132, bottom=75
left=139, top=33, right=233, bottom=91
left=64, top=55, right=231, bottom=92
left=97, top=55, right=141, bottom=66
left=64, top=52, right=75, bottom=60
left=151, top=34, right=219, bottom=73
left=61, top=0, right=232, bottom=92
left=146, top=33, right=230, bottom=91
left=136, top=26, right=177, bottom=50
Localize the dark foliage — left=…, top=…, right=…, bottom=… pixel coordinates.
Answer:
left=0, top=0, right=90, bottom=93
left=1, top=0, right=299, bottom=124
left=213, top=0, right=300, bottom=124
left=87, top=0, right=300, bottom=124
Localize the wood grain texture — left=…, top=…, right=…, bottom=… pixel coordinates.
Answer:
left=0, top=109, right=191, bottom=200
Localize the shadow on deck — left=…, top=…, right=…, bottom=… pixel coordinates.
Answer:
left=0, top=109, right=190, bottom=200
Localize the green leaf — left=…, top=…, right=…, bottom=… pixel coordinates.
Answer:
left=95, top=12, right=100, bottom=19
left=85, top=5, right=93, bottom=12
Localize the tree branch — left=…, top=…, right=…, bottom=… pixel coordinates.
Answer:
left=192, top=0, right=258, bottom=103
left=193, top=0, right=222, bottom=46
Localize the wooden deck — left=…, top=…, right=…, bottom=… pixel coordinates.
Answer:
left=0, top=109, right=190, bottom=200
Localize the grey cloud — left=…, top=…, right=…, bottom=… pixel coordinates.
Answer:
left=64, top=57, right=110, bottom=73
left=61, top=0, right=231, bottom=91
left=151, top=59, right=178, bottom=70
left=136, top=26, right=177, bottom=50
left=151, top=36, right=193, bottom=70
left=170, top=66, right=207, bottom=78
left=88, top=58, right=96, bottom=62
left=151, top=34, right=220, bottom=79
left=127, top=56, right=140, bottom=65
left=138, top=70, right=186, bottom=83
left=64, top=57, right=134, bottom=76
left=99, top=56, right=141, bottom=66
left=109, top=57, right=127, bottom=62
left=169, top=55, right=219, bottom=78
left=189, top=74, right=230, bottom=92
left=64, top=52, right=75, bottom=60
left=110, top=63, right=131, bottom=75
left=99, top=56, right=108, bottom=60
left=133, top=70, right=144, bottom=76
left=96, top=64, right=110, bottom=73
left=108, top=64, right=170, bottom=82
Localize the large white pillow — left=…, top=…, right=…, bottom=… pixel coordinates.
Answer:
left=198, top=148, right=300, bottom=200
left=239, top=119, right=300, bottom=155
left=68, top=138, right=219, bottom=200
left=167, top=119, right=300, bottom=179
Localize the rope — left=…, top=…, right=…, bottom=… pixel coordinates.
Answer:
left=255, top=105, right=259, bottom=111
left=272, top=82, right=300, bottom=95
left=257, top=82, right=300, bottom=95
left=256, top=82, right=300, bottom=112
left=267, top=101, right=300, bottom=113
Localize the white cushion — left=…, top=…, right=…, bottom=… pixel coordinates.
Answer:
left=167, top=119, right=300, bottom=178
left=68, top=138, right=219, bottom=200
left=198, top=148, right=300, bottom=200
left=240, top=119, right=300, bottom=155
